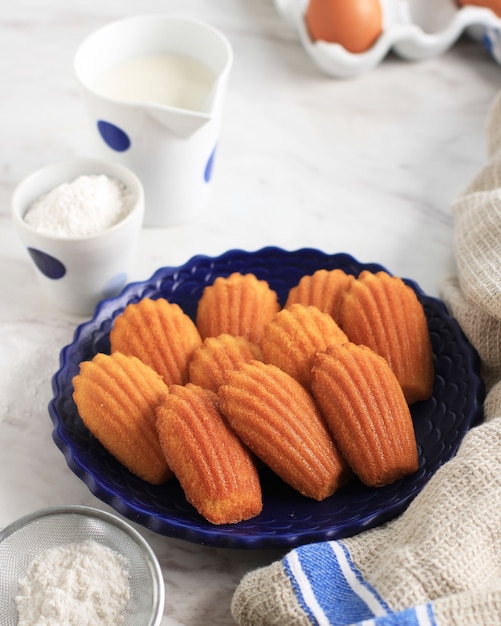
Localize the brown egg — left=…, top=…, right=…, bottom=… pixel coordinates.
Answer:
left=305, top=0, right=383, bottom=53
left=457, top=0, right=501, bottom=17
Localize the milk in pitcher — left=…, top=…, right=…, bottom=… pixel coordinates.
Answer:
left=93, top=52, right=216, bottom=111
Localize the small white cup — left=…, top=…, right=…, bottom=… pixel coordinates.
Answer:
left=74, top=14, right=233, bottom=227
left=12, top=158, right=144, bottom=316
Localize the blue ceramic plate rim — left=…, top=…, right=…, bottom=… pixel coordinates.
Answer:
left=48, top=246, right=484, bottom=549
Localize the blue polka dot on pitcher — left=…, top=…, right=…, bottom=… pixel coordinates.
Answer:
left=97, top=120, right=131, bottom=152
left=204, top=145, right=217, bottom=183
left=28, top=247, right=66, bottom=279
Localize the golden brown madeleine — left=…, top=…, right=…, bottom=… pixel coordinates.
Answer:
left=260, top=303, right=349, bottom=388
left=72, top=352, right=171, bottom=484
left=339, top=270, right=434, bottom=404
left=285, top=268, right=354, bottom=324
left=188, top=333, right=263, bottom=393
left=156, top=383, right=262, bottom=525
left=109, top=297, right=202, bottom=386
left=195, top=272, right=280, bottom=343
left=219, top=360, right=350, bottom=501
left=311, top=343, right=419, bottom=487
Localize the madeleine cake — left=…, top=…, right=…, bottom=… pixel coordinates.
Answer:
left=156, top=383, right=262, bottom=525
left=195, top=272, right=281, bottom=343
left=260, top=303, right=349, bottom=388
left=339, top=270, right=434, bottom=404
left=219, top=360, right=350, bottom=500
left=311, top=342, right=419, bottom=487
left=109, top=297, right=202, bottom=386
left=72, top=351, right=171, bottom=484
left=285, top=268, right=354, bottom=324
left=188, top=333, right=263, bottom=393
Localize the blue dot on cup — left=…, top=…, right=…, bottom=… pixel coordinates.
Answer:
left=97, top=120, right=131, bottom=152
left=28, top=247, right=66, bottom=279
left=204, top=145, right=217, bottom=183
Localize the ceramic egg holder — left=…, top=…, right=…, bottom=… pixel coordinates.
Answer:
left=274, top=0, right=501, bottom=77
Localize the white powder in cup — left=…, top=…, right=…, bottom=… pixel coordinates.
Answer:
left=15, top=539, right=131, bottom=626
left=23, top=174, right=133, bottom=238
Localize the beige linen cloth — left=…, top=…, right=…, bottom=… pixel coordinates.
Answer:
left=231, top=93, right=501, bottom=626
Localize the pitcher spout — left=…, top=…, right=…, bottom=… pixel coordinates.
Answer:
left=146, top=103, right=213, bottom=138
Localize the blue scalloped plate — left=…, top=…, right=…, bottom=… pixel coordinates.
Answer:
left=49, top=247, right=484, bottom=549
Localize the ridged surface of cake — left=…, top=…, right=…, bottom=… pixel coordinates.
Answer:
left=156, top=383, right=262, bottom=525
left=311, top=343, right=419, bottom=487
left=260, top=303, right=349, bottom=388
left=285, top=268, right=354, bottom=324
left=109, top=297, right=202, bottom=386
left=218, top=360, right=350, bottom=500
left=72, top=352, right=171, bottom=484
left=195, top=272, right=280, bottom=343
left=340, top=270, right=434, bottom=404
left=188, top=333, right=263, bottom=393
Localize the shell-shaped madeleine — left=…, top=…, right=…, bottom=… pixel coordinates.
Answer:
left=339, top=270, right=434, bottom=404
left=72, top=352, right=171, bottom=484
left=285, top=268, right=354, bottom=324
left=156, top=383, right=262, bottom=525
left=109, top=297, right=202, bottom=386
left=311, top=343, right=419, bottom=487
left=260, top=303, right=349, bottom=388
left=195, top=272, right=280, bottom=343
left=188, top=333, right=263, bottom=393
left=219, top=360, right=350, bottom=501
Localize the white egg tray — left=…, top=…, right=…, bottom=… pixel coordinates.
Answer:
left=274, top=0, right=501, bottom=77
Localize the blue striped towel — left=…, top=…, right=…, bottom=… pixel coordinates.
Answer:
left=284, top=541, right=436, bottom=626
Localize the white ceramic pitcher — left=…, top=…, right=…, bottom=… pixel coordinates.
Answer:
left=74, top=15, right=233, bottom=227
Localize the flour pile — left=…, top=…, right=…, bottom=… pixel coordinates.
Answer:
left=15, top=539, right=131, bottom=626
left=23, top=174, right=133, bottom=238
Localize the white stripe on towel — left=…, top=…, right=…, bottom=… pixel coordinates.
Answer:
left=415, top=604, right=434, bottom=626
left=330, top=542, right=388, bottom=618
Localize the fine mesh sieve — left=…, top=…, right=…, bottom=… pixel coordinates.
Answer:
left=0, top=505, right=164, bottom=626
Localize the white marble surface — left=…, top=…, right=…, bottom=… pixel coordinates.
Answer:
left=1, top=1, right=501, bottom=624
